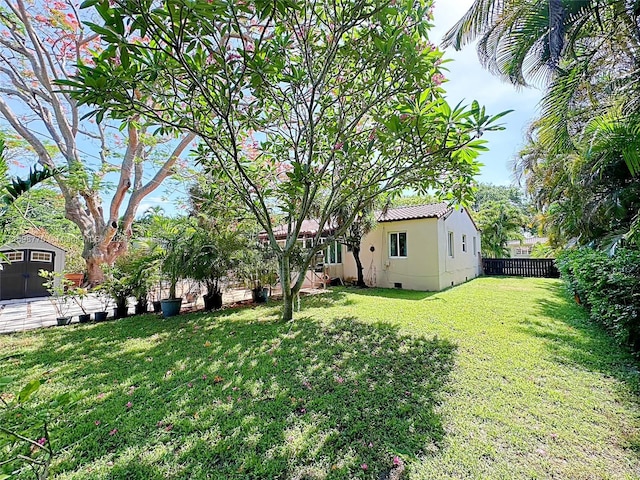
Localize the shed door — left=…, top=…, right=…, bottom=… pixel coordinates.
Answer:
left=25, top=250, right=54, bottom=298
left=0, top=250, right=54, bottom=300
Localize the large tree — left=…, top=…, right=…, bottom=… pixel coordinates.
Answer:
left=444, top=0, right=640, bottom=244
left=0, top=0, right=195, bottom=283
left=66, top=0, right=507, bottom=320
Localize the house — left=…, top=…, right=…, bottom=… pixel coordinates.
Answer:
left=267, top=203, right=482, bottom=291
left=342, top=203, right=482, bottom=290
left=506, top=237, right=548, bottom=258
left=0, top=232, right=66, bottom=300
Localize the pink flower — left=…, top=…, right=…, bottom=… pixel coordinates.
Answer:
left=332, top=142, right=344, bottom=151
left=393, top=456, right=403, bottom=466
left=37, top=437, right=47, bottom=446
left=126, top=401, right=133, bottom=409
left=109, top=429, right=118, bottom=436
left=335, top=376, right=345, bottom=384
left=361, top=464, right=368, bottom=470
left=187, top=382, right=193, bottom=388
left=95, top=420, right=101, bottom=426
left=97, top=393, right=105, bottom=400
left=202, top=375, right=207, bottom=380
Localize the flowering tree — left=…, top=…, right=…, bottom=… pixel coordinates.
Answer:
left=0, top=0, right=195, bottom=283
left=66, top=0, right=508, bottom=320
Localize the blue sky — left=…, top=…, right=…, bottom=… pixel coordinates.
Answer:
left=431, top=1, right=543, bottom=186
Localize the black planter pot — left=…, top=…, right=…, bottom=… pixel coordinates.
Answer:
left=135, top=302, right=149, bottom=315
left=204, top=292, right=223, bottom=311
left=252, top=287, right=269, bottom=304
left=160, top=298, right=183, bottom=318
left=78, top=313, right=91, bottom=323
left=94, top=311, right=108, bottom=322
left=152, top=301, right=162, bottom=313
left=56, top=316, right=72, bottom=326
left=113, top=305, right=128, bottom=319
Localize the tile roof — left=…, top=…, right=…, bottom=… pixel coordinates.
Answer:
left=263, top=203, right=456, bottom=239
left=270, top=219, right=323, bottom=239
left=376, top=202, right=452, bottom=222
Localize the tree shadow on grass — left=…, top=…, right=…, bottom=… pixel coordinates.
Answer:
left=517, top=281, right=640, bottom=393
left=6, top=311, right=456, bottom=479
left=329, top=286, right=440, bottom=302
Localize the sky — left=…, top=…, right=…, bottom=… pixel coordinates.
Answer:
left=431, top=1, right=543, bottom=186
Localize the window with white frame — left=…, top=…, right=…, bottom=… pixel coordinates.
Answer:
left=30, top=251, right=53, bottom=262
left=389, top=232, right=407, bottom=258
left=473, top=236, right=477, bottom=255
left=462, top=234, right=467, bottom=252
left=515, top=246, right=532, bottom=255
left=324, top=240, right=342, bottom=264
left=448, top=231, right=454, bottom=257
left=1, top=251, right=24, bottom=263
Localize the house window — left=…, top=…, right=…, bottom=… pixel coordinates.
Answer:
left=1, top=251, right=24, bottom=263
left=462, top=234, right=467, bottom=253
left=515, top=246, right=532, bottom=255
left=448, top=232, right=454, bottom=257
left=30, top=251, right=53, bottom=262
left=324, top=240, right=342, bottom=264
left=473, top=236, right=477, bottom=255
left=389, top=232, right=407, bottom=258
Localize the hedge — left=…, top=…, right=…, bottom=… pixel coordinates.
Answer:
left=557, top=247, right=640, bottom=353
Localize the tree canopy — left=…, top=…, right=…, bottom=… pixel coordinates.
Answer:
left=0, top=0, right=196, bottom=283
left=65, top=0, right=508, bottom=320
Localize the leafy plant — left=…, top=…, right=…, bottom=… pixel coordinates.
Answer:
left=557, top=246, right=640, bottom=351
left=38, top=271, right=74, bottom=319
left=0, top=376, right=78, bottom=480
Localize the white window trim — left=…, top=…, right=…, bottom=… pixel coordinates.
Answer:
left=1, top=251, right=24, bottom=263
left=448, top=231, right=455, bottom=257
left=30, top=251, right=53, bottom=262
left=462, top=234, right=467, bottom=253
left=322, top=238, right=343, bottom=265
left=389, top=232, right=407, bottom=258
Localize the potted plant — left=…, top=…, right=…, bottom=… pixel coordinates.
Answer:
left=145, top=216, right=194, bottom=318
left=93, top=287, right=111, bottom=322
left=238, top=243, right=279, bottom=304
left=72, top=287, right=91, bottom=323
left=120, top=244, right=160, bottom=315
left=185, top=228, right=244, bottom=311
left=38, top=270, right=74, bottom=325
left=100, top=263, right=133, bottom=319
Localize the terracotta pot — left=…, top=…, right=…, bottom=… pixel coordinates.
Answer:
left=64, top=273, right=84, bottom=288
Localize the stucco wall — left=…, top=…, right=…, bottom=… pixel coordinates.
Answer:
left=437, top=208, right=481, bottom=290
left=343, top=218, right=442, bottom=290
left=342, top=209, right=481, bottom=291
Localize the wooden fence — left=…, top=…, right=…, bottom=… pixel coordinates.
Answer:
left=482, top=258, right=560, bottom=278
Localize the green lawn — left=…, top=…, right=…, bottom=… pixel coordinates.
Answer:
left=1, top=278, right=639, bottom=479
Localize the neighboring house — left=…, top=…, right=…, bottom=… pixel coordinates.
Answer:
left=266, top=203, right=482, bottom=291
left=0, top=232, right=66, bottom=300
left=506, top=237, right=548, bottom=258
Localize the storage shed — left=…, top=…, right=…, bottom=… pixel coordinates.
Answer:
left=0, top=233, right=66, bottom=300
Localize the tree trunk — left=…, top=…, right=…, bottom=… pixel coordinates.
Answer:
left=280, top=253, right=294, bottom=321
left=83, top=237, right=128, bottom=286
left=352, top=245, right=367, bottom=287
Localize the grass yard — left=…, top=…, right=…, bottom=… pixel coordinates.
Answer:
left=1, top=277, right=639, bottom=479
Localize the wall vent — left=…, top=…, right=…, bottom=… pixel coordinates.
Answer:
left=394, top=282, right=402, bottom=289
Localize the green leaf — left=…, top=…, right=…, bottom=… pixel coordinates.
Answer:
left=0, top=376, right=13, bottom=389
left=17, top=379, right=41, bottom=403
